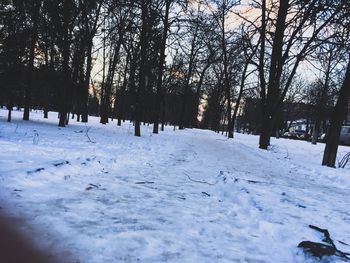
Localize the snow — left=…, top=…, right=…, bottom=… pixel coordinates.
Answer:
left=0, top=109, right=349, bottom=263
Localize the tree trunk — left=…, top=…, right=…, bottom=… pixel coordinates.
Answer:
left=192, top=62, right=211, bottom=128
left=311, top=120, right=320, bottom=145
left=7, top=104, right=12, bottom=122
left=220, top=4, right=233, bottom=138
left=312, top=56, right=332, bottom=145
left=259, top=115, right=272, bottom=149
left=231, top=71, right=245, bottom=137
left=58, top=0, right=70, bottom=127
left=117, top=54, right=130, bottom=126
left=135, top=0, right=149, bottom=136
left=259, top=0, right=289, bottom=149
left=161, top=99, right=166, bottom=131
left=322, top=58, right=350, bottom=167
left=81, top=41, right=93, bottom=123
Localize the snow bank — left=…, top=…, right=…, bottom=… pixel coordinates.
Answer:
left=0, top=109, right=349, bottom=262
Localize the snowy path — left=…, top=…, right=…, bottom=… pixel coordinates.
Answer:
left=0, top=110, right=350, bottom=262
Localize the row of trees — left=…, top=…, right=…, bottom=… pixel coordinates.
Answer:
left=1, top=0, right=349, bottom=167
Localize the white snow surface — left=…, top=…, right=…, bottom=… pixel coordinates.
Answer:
left=0, top=109, right=350, bottom=263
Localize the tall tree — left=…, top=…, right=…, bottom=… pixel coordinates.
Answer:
left=23, top=0, right=41, bottom=120
left=211, top=0, right=239, bottom=138
left=179, top=3, right=203, bottom=130
left=58, top=0, right=74, bottom=127
left=134, top=0, right=150, bottom=136
left=80, top=0, right=103, bottom=123
left=322, top=2, right=350, bottom=167
left=322, top=57, right=350, bottom=167
left=153, top=0, right=172, bottom=134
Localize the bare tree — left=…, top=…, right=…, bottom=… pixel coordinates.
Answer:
left=254, top=0, right=344, bottom=149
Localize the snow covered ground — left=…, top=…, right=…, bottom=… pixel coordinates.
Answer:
left=0, top=109, right=349, bottom=263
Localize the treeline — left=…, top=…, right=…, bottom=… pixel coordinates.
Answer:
left=0, top=0, right=349, bottom=167
left=0, top=0, right=203, bottom=131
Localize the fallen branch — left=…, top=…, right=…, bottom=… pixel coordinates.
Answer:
left=298, top=225, right=350, bottom=260
left=309, top=225, right=335, bottom=248
left=298, top=241, right=335, bottom=258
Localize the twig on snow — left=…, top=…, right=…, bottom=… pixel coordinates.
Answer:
left=339, top=240, right=350, bottom=247
left=282, top=145, right=290, bottom=159
left=135, top=181, right=155, bottom=184
left=85, top=125, right=96, bottom=143
left=86, top=183, right=99, bottom=191
left=33, top=130, right=39, bottom=145
left=338, top=152, right=350, bottom=168
left=184, top=172, right=217, bottom=186
left=231, top=175, right=264, bottom=185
